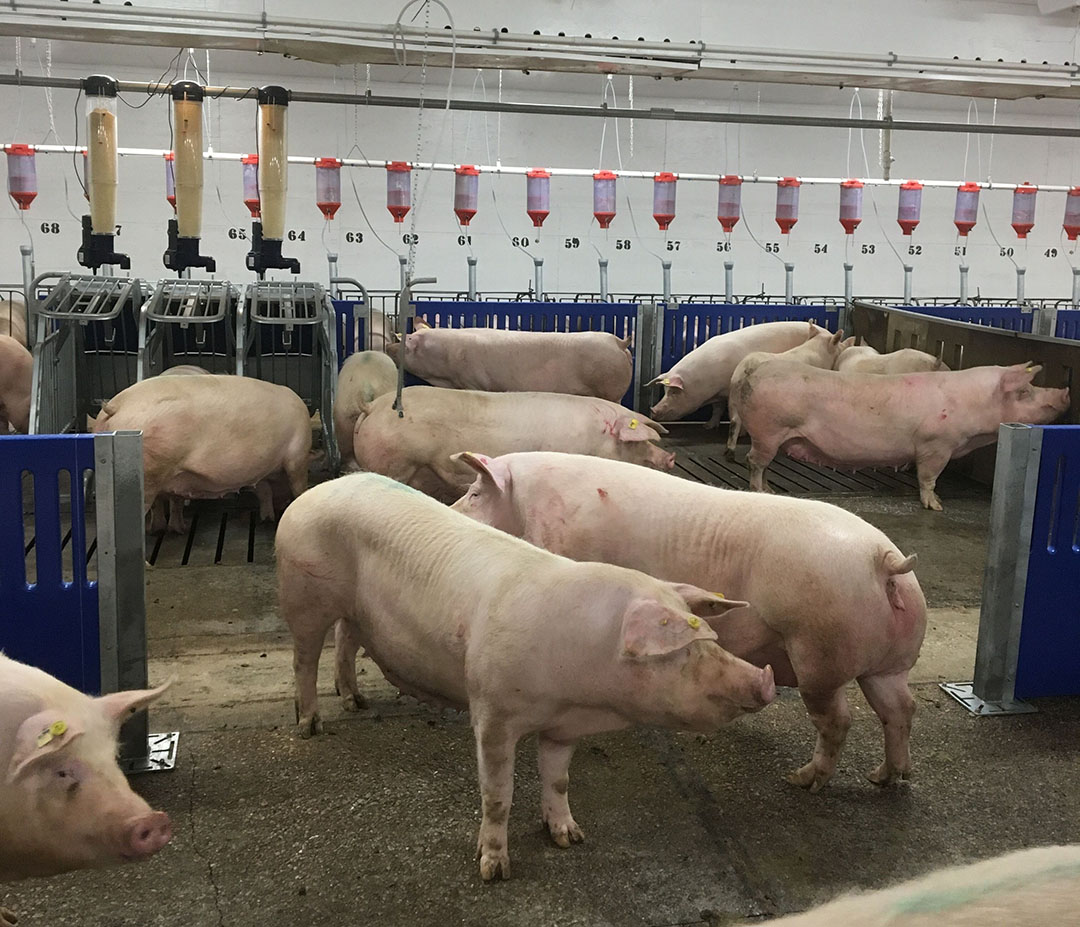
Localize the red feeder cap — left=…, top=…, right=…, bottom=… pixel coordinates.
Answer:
left=164, top=151, right=175, bottom=161
left=455, top=210, right=476, bottom=226
left=654, top=171, right=676, bottom=182
left=595, top=212, right=615, bottom=229
left=315, top=157, right=341, bottom=169
left=527, top=168, right=550, bottom=178
left=778, top=176, right=801, bottom=187
left=387, top=161, right=411, bottom=172
left=4, top=143, right=33, bottom=155
left=317, top=202, right=341, bottom=220
left=720, top=174, right=742, bottom=185
left=242, top=153, right=258, bottom=165
left=594, top=170, right=617, bottom=180
left=456, top=164, right=479, bottom=175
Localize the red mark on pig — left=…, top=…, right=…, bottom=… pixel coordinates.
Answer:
left=597, top=488, right=609, bottom=500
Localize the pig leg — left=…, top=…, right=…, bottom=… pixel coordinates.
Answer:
left=915, top=449, right=949, bottom=511
left=254, top=479, right=276, bottom=522
left=704, top=401, right=724, bottom=430
left=746, top=439, right=779, bottom=493
left=147, top=498, right=167, bottom=533
left=333, top=619, right=367, bottom=712
left=473, top=714, right=520, bottom=881
left=724, top=413, right=742, bottom=459
left=284, top=455, right=308, bottom=504
left=786, top=687, right=852, bottom=792
left=538, top=734, right=584, bottom=848
left=0, top=906, right=15, bottom=926
left=279, top=563, right=334, bottom=737
left=165, top=496, right=188, bottom=534
left=858, top=672, right=916, bottom=786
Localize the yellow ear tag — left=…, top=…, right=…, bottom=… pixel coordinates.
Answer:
left=660, top=618, right=668, bottom=626
left=49, top=721, right=68, bottom=737
left=662, top=378, right=671, bottom=385
left=1027, top=367, right=1034, bottom=372
left=36, top=730, right=53, bottom=749
left=629, top=419, right=638, bottom=429
left=686, top=616, right=701, bottom=630
left=713, top=592, right=725, bottom=599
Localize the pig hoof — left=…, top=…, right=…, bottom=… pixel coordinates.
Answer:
left=297, top=714, right=323, bottom=738
left=786, top=764, right=832, bottom=793
left=340, top=693, right=367, bottom=712
left=723, top=447, right=736, bottom=460
left=545, top=817, right=585, bottom=849
left=478, top=850, right=511, bottom=882
left=1, top=906, right=18, bottom=926
left=867, top=764, right=911, bottom=787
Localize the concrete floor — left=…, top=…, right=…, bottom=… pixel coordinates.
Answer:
left=9, top=439, right=1080, bottom=927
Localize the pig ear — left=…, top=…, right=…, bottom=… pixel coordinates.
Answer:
left=617, top=417, right=663, bottom=443
left=1000, top=362, right=1041, bottom=392
left=620, top=599, right=718, bottom=660
left=666, top=582, right=750, bottom=619
left=840, top=336, right=856, bottom=350
left=450, top=452, right=511, bottom=493
left=659, top=373, right=684, bottom=391
left=412, top=316, right=432, bottom=330
left=95, top=679, right=173, bottom=732
left=829, top=328, right=845, bottom=345
left=7, top=712, right=85, bottom=783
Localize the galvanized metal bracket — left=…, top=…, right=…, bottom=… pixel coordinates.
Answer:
left=122, top=731, right=181, bottom=775
left=939, top=682, right=1037, bottom=716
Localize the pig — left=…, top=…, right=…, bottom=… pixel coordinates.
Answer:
left=158, top=364, right=214, bottom=376
left=0, top=298, right=27, bottom=348
left=747, top=844, right=1080, bottom=926
left=353, top=385, right=674, bottom=503
left=0, top=653, right=172, bottom=884
left=730, top=361, right=1070, bottom=510
left=452, top=451, right=926, bottom=792
left=386, top=320, right=633, bottom=403
left=276, top=472, right=776, bottom=880
left=0, top=335, right=32, bottom=434
left=725, top=325, right=851, bottom=457
left=836, top=343, right=948, bottom=375
left=647, top=320, right=817, bottom=425
left=333, top=351, right=398, bottom=471
left=91, top=375, right=311, bottom=526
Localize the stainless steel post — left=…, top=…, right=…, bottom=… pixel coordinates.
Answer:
left=724, top=261, right=734, bottom=302
left=398, top=254, right=408, bottom=290
left=662, top=260, right=672, bottom=306
left=533, top=257, right=544, bottom=299
left=841, top=262, right=854, bottom=334
left=959, top=264, right=969, bottom=305
left=903, top=264, right=913, bottom=303
left=784, top=262, right=794, bottom=302
left=1073, top=267, right=1080, bottom=309
left=599, top=258, right=609, bottom=301
left=467, top=256, right=478, bottom=300
left=327, top=252, right=339, bottom=295
left=1016, top=266, right=1026, bottom=305
left=20, top=244, right=34, bottom=346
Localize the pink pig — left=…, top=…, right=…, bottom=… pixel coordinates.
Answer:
left=0, top=654, right=172, bottom=888
left=730, top=361, right=1070, bottom=510
left=386, top=321, right=633, bottom=403
left=277, top=472, right=775, bottom=880
left=0, top=335, right=32, bottom=434
left=353, top=385, right=673, bottom=503
left=647, top=320, right=816, bottom=425
left=452, top=451, right=927, bottom=792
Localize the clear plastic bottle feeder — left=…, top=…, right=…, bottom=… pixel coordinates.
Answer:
left=454, top=164, right=479, bottom=226
left=897, top=180, right=922, bottom=236
left=85, top=76, right=119, bottom=236
left=164, top=152, right=176, bottom=210
left=839, top=179, right=863, bottom=235
left=653, top=172, right=677, bottom=230
left=315, top=157, right=342, bottom=220
left=242, top=154, right=260, bottom=218
left=526, top=168, right=550, bottom=227
left=172, top=80, right=204, bottom=239
left=4, top=144, right=37, bottom=210
left=775, top=177, right=801, bottom=234
left=386, top=161, right=411, bottom=223
left=1064, top=187, right=1080, bottom=242
left=256, top=86, right=289, bottom=242
left=717, top=174, right=742, bottom=233
left=593, top=170, right=617, bottom=229
left=81, top=148, right=89, bottom=202
left=1011, top=182, right=1037, bottom=239
left=954, top=182, right=980, bottom=237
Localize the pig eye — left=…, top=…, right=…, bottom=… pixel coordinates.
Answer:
left=56, top=769, right=80, bottom=794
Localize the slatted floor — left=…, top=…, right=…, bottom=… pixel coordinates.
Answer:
left=146, top=493, right=277, bottom=568
left=674, top=445, right=984, bottom=497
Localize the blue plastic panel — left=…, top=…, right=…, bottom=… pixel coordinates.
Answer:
left=0, top=435, right=100, bottom=693
left=660, top=303, right=840, bottom=371
left=1055, top=310, right=1080, bottom=341
left=1015, top=425, right=1080, bottom=699
left=332, top=300, right=369, bottom=370
left=895, top=305, right=1032, bottom=333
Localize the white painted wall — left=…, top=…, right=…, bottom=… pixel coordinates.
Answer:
left=3, top=1, right=1080, bottom=301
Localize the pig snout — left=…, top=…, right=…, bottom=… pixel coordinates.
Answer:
left=756, top=664, right=777, bottom=708
left=647, top=446, right=676, bottom=471
left=124, top=811, right=172, bottom=861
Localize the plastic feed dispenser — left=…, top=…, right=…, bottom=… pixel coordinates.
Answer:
left=653, top=172, right=677, bottom=230
left=897, top=180, right=922, bottom=236
left=4, top=144, right=37, bottom=210
left=386, top=162, right=412, bottom=223
left=242, top=154, right=260, bottom=218
left=954, top=182, right=980, bottom=237
left=454, top=165, right=479, bottom=226
left=839, top=179, right=863, bottom=235
left=1011, top=183, right=1037, bottom=239
left=1064, top=187, right=1080, bottom=242
left=593, top=171, right=617, bottom=229
left=315, top=158, right=342, bottom=220
left=717, top=175, right=741, bottom=233
left=775, top=177, right=801, bottom=234
left=526, top=169, right=550, bottom=227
